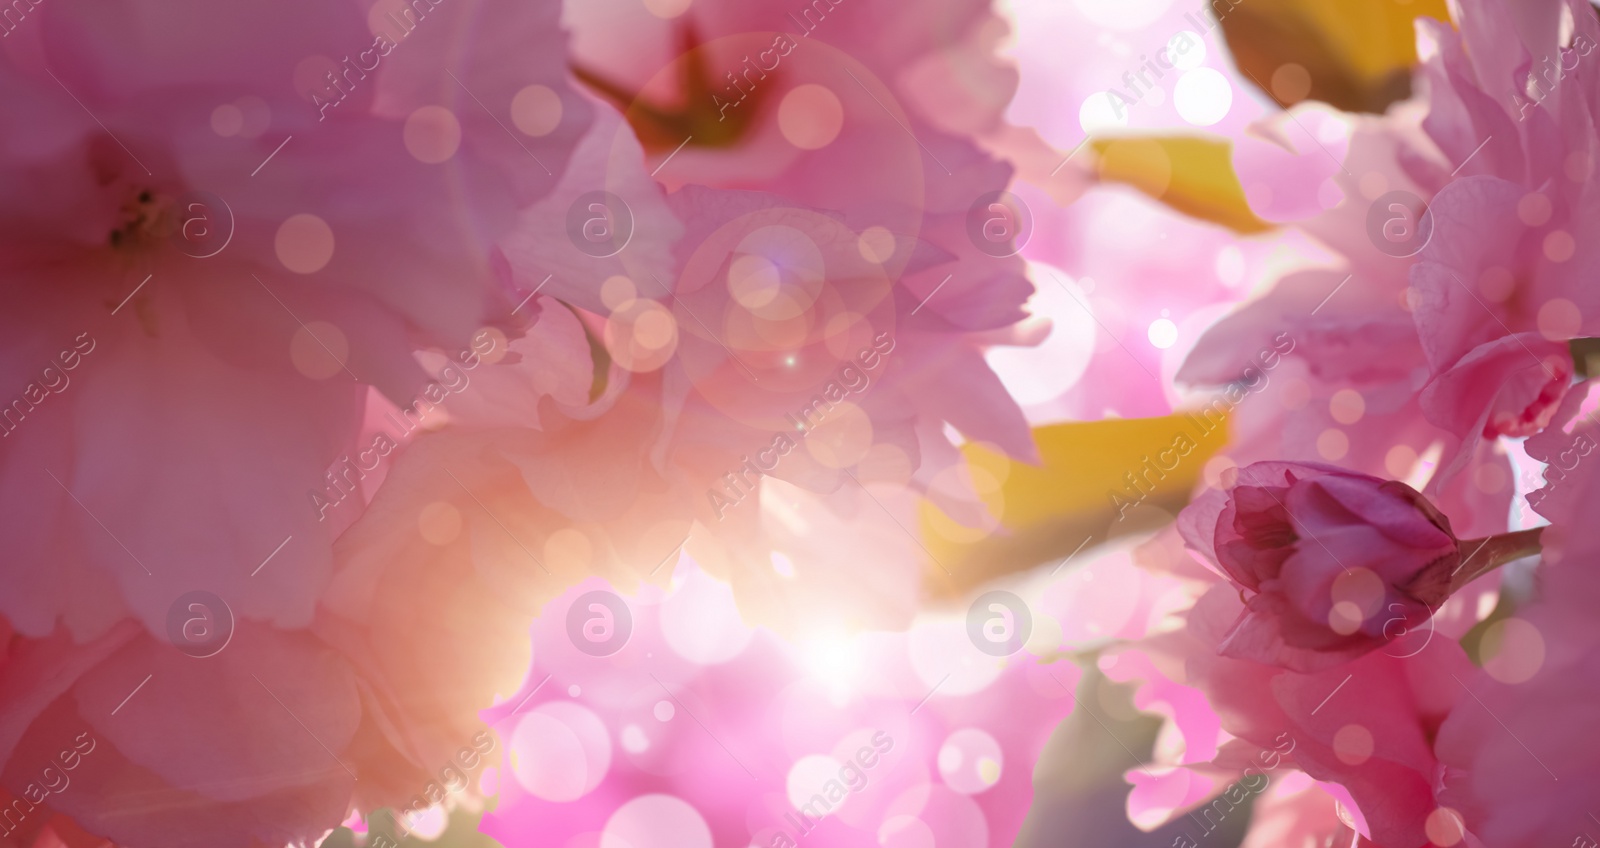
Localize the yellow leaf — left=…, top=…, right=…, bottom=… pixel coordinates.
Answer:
left=1217, top=0, right=1450, bottom=112
left=1092, top=135, right=1273, bottom=235
left=919, top=414, right=1229, bottom=595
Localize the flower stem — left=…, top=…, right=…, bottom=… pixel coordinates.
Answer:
left=1450, top=527, right=1543, bottom=591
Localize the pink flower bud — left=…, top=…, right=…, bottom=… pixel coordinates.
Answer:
left=1178, top=461, right=1460, bottom=671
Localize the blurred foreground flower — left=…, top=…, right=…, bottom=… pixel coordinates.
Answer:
left=0, top=0, right=594, bottom=843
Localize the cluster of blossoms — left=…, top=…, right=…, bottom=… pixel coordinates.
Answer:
left=1113, top=0, right=1600, bottom=845
left=0, top=0, right=1040, bottom=844
left=5, top=0, right=1599, bottom=844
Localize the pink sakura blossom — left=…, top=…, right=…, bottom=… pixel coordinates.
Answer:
left=560, top=0, right=1038, bottom=369
left=1386, top=0, right=1600, bottom=472
left=1176, top=0, right=1600, bottom=539
left=455, top=0, right=1046, bottom=632
left=1176, top=110, right=1519, bottom=540
left=1057, top=2, right=1600, bottom=845
left=0, top=0, right=588, bottom=637
left=1121, top=412, right=1557, bottom=847
left=0, top=0, right=602, bottom=843
left=1111, top=566, right=1476, bottom=848
left=1430, top=389, right=1600, bottom=846
left=1184, top=151, right=1516, bottom=537
left=1421, top=332, right=1573, bottom=442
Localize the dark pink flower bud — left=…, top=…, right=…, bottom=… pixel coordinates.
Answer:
left=1178, top=461, right=1461, bottom=671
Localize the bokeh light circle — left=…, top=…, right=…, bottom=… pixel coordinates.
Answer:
left=600, top=795, right=713, bottom=848
left=510, top=702, right=612, bottom=802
